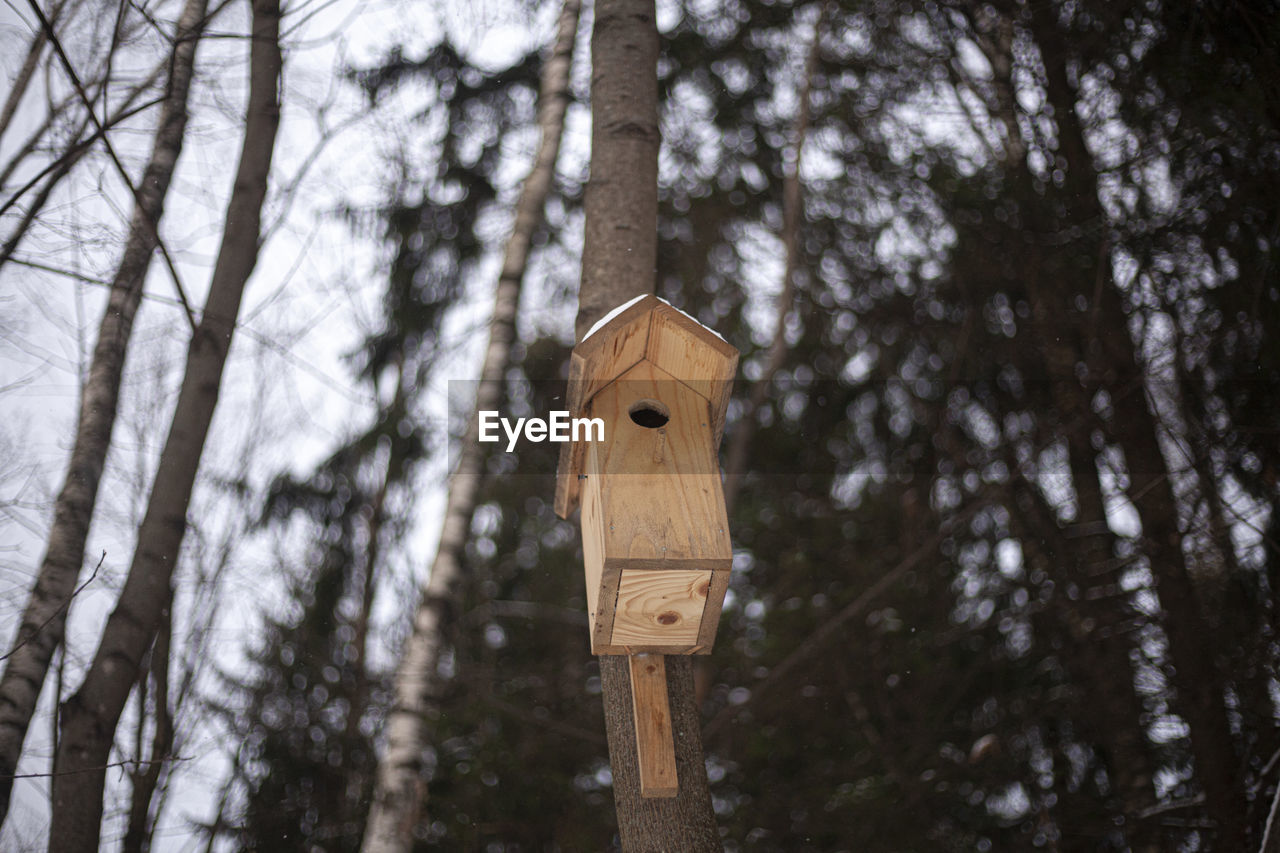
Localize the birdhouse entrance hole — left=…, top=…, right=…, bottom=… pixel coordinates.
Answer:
left=628, top=399, right=669, bottom=429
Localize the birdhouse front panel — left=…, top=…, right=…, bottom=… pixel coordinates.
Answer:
left=556, top=295, right=738, bottom=656
left=610, top=570, right=710, bottom=647
left=580, top=360, right=730, bottom=653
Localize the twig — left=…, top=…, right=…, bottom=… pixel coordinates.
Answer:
left=0, top=94, right=165, bottom=221
left=7, top=255, right=375, bottom=405
left=23, top=0, right=200, bottom=333
left=1, top=755, right=188, bottom=780
left=1256, top=747, right=1280, bottom=794
left=0, top=550, right=105, bottom=663
left=1135, top=793, right=1205, bottom=820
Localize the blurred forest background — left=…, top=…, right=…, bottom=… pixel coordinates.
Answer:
left=0, top=0, right=1278, bottom=849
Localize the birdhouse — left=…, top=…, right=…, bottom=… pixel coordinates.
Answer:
left=555, top=295, right=739, bottom=656
left=555, top=295, right=737, bottom=796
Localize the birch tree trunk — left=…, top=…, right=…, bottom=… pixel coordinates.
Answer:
left=576, top=0, right=719, bottom=848
left=359, top=3, right=581, bottom=849
left=47, top=1, right=281, bottom=847
left=0, top=0, right=209, bottom=824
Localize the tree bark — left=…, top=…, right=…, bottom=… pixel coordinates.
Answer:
left=599, top=657, right=719, bottom=850
left=575, top=1, right=719, bottom=848
left=47, top=0, right=281, bottom=847
left=573, top=0, right=660, bottom=342
left=0, top=0, right=209, bottom=825
left=359, top=3, right=581, bottom=850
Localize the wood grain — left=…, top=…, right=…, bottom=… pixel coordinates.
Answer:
left=611, top=569, right=710, bottom=647
left=695, top=569, right=732, bottom=651
left=581, top=441, right=610, bottom=647
left=646, top=303, right=737, bottom=449
left=556, top=297, right=737, bottom=655
left=580, top=359, right=730, bottom=654
left=628, top=654, right=678, bottom=797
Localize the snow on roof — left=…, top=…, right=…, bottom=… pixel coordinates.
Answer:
left=654, top=296, right=728, bottom=342
left=580, top=294, right=728, bottom=343
left=580, top=294, right=647, bottom=342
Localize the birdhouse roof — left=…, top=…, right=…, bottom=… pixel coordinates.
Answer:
left=554, top=294, right=739, bottom=518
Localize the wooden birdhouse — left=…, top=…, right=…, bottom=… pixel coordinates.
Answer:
left=555, top=295, right=738, bottom=657
left=555, top=296, right=736, bottom=797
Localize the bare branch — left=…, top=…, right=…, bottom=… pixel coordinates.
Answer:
left=1, top=756, right=189, bottom=781
left=0, top=551, right=103, bottom=665
left=23, top=0, right=201, bottom=331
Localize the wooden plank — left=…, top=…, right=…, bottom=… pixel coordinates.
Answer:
left=694, top=569, right=732, bottom=651
left=592, top=641, right=709, bottom=655
left=553, top=354, right=590, bottom=519
left=580, top=442, right=608, bottom=643
left=611, top=570, right=709, bottom=647
left=573, top=300, right=652, bottom=413
left=628, top=654, right=678, bottom=798
left=646, top=302, right=738, bottom=449
left=590, top=562, right=623, bottom=655
left=554, top=297, right=654, bottom=518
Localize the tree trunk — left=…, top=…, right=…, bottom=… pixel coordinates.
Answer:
left=960, top=10, right=1196, bottom=845
left=1015, top=413, right=1161, bottom=848
left=575, top=1, right=719, bottom=848
left=47, top=0, right=281, bottom=847
left=122, top=606, right=172, bottom=853
left=599, top=657, right=719, bottom=849
left=0, top=0, right=62, bottom=146
left=0, top=0, right=208, bottom=825
left=347, top=360, right=406, bottom=748
left=359, top=3, right=581, bottom=849
left=1020, top=5, right=1246, bottom=844
left=573, top=0, right=659, bottom=342
left=722, top=2, right=826, bottom=513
